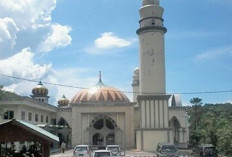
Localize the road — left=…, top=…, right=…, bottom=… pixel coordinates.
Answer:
left=51, top=149, right=191, bottom=157
left=51, top=149, right=157, bottom=157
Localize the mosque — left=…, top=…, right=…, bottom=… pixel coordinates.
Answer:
left=0, top=0, right=189, bottom=151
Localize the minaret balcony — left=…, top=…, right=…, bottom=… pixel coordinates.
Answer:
left=136, top=25, right=167, bottom=35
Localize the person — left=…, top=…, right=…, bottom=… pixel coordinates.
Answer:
left=61, top=142, right=66, bottom=153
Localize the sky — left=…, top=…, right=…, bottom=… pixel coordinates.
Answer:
left=0, top=0, right=231, bottom=106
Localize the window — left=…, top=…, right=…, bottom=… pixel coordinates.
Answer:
left=41, top=115, right=44, bottom=122
left=151, top=20, right=155, bottom=25
left=51, top=119, right=56, bottom=125
left=21, top=111, right=25, bottom=120
left=4, top=110, right=14, bottom=119
left=35, top=114, right=38, bottom=122
left=46, top=116, right=48, bottom=123
left=28, top=113, right=32, bottom=121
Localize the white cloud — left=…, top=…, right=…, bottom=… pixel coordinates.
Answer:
left=182, top=101, right=192, bottom=107
left=0, top=0, right=72, bottom=57
left=0, top=50, right=98, bottom=105
left=0, top=0, right=56, bottom=30
left=95, top=32, right=131, bottom=49
left=0, top=47, right=52, bottom=86
left=51, top=68, right=98, bottom=101
left=0, top=17, right=19, bottom=58
left=38, top=24, right=72, bottom=52
left=195, top=46, right=232, bottom=61
left=85, top=32, right=136, bottom=54
left=0, top=47, right=56, bottom=103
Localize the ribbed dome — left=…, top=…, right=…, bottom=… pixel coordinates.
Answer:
left=32, top=81, right=48, bottom=96
left=70, top=79, right=130, bottom=104
left=134, top=67, right=139, bottom=76
left=58, top=95, right=69, bottom=107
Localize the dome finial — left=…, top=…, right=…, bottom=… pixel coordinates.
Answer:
left=99, top=71, right=102, bottom=82
left=97, top=71, right=105, bottom=87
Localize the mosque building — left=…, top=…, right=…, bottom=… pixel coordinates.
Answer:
left=0, top=0, right=189, bottom=151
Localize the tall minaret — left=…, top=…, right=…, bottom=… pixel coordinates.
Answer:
left=137, top=0, right=167, bottom=95
left=135, top=0, right=171, bottom=151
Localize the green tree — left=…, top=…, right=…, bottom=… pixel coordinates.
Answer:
left=190, top=98, right=203, bottom=130
left=188, top=101, right=232, bottom=155
left=216, top=118, right=232, bottom=156
left=188, top=98, right=203, bottom=147
left=0, top=86, right=4, bottom=118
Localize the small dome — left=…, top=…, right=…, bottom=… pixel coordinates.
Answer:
left=142, top=0, right=159, bottom=6
left=70, top=79, right=130, bottom=104
left=58, top=95, right=69, bottom=107
left=134, top=67, right=140, bottom=76
left=32, top=81, right=48, bottom=96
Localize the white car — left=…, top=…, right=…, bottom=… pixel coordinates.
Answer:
left=92, top=150, right=112, bottom=157
left=106, top=145, right=121, bottom=156
left=73, top=145, right=92, bottom=157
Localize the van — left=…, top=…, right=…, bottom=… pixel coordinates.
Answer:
left=156, top=143, right=179, bottom=157
left=192, top=145, right=218, bottom=157
left=73, top=145, right=92, bottom=157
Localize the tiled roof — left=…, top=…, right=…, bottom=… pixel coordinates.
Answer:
left=70, top=79, right=130, bottom=104
left=0, top=119, right=59, bottom=142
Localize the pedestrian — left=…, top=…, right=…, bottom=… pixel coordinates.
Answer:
left=61, top=141, right=66, bottom=153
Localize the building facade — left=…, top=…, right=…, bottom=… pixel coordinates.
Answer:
left=0, top=0, right=189, bottom=151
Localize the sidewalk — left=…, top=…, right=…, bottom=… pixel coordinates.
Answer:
left=51, top=149, right=73, bottom=157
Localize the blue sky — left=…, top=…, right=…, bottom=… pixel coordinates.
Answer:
left=0, top=0, right=231, bottom=105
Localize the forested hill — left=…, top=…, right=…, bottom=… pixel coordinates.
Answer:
left=188, top=99, right=232, bottom=156
left=0, top=88, right=24, bottom=101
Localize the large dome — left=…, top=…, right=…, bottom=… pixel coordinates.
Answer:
left=70, top=79, right=130, bottom=104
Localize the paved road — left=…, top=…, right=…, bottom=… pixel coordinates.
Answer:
left=51, top=149, right=157, bottom=157
left=51, top=149, right=191, bottom=157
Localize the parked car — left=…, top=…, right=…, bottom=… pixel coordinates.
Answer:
left=92, top=150, right=112, bottom=157
left=192, top=144, right=218, bottom=157
left=156, top=143, right=179, bottom=157
left=106, top=145, right=122, bottom=156
left=73, top=145, right=92, bottom=157
left=97, top=146, right=106, bottom=150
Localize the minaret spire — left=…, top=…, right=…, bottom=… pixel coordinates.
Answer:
left=137, top=0, right=167, bottom=94
left=99, top=71, right=102, bottom=82
left=97, top=71, right=104, bottom=87
left=135, top=0, right=171, bottom=151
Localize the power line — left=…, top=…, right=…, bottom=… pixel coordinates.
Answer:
left=0, top=74, right=87, bottom=89
left=0, top=73, right=232, bottom=95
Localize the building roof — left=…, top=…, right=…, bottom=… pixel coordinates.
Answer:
left=0, top=119, right=59, bottom=142
left=70, top=77, right=130, bottom=104
left=0, top=89, right=24, bottom=101
left=0, top=89, right=57, bottom=110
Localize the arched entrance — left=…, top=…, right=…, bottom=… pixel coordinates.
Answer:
left=169, top=116, right=181, bottom=144
left=92, top=133, right=104, bottom=145
left=90, top=114, right=120, bottom=146
left=56, top=118, right=71, bottom=148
